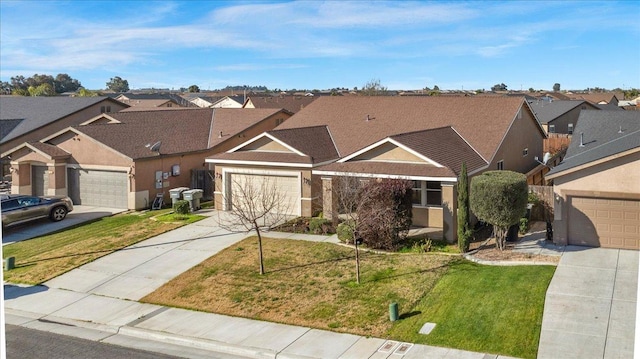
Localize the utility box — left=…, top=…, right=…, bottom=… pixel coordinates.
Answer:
left=183, top=189, right=204, bottom=211
left=169, top=187, right=189, bottom=206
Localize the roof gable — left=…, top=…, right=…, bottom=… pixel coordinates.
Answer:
left=275, top=96, right=527, bottom=161
left=547, top=110, right=640, bottom=178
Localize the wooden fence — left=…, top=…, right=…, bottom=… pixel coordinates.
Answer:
left=544, top=134, right=571, bottom=153
left=528, top=185, right=554, bottom=221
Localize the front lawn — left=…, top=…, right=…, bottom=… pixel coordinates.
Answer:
left=3, top=210, right=205, bottom=284
left=142, top=237, right=554, bottom=358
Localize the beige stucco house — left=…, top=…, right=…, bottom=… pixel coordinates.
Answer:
left=3, top=108, right=291, bottom=210
left=546, top=110, right=640, bottom=249
left=207, top=96, right=546, bottom=242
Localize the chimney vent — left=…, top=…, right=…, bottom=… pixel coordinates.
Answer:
left=579, top=133, right=585, bottom=147
left=218, top=131, right=223, bottom=138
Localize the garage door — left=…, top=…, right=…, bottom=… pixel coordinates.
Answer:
left=228, top=173, right=300, bottom=216
left=32, top=166, right=49, bottom=196
left=568, top=196, right=640, bottom=249
left=67, top=168, right=128, bottom=208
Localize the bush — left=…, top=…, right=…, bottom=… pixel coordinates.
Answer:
left=356, top=179, right=413, bottom=250
left=173, top=200, right=190, bottom=215
left=336, top=221, right=354, bottom=243
left=309, top=218, right=332, bottom=234
left=519, top=217, right=529, bottom=234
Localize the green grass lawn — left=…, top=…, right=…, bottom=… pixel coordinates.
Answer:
left=142, top=236, right=555, bottom=358
left=3, top=210, right=205, bottom=284
left=388, top=261, right=555, bottom=358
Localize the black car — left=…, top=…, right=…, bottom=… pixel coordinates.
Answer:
left=1, top=195, right=74, bottom=228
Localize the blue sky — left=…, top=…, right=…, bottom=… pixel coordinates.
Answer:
left=1, top=1, right=639, bottom=91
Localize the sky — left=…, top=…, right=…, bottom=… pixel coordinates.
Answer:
left=1, top=0, right=639, bottom=92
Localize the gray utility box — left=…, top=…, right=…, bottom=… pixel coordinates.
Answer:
left=183, top=189, right=204, bottom=211
left=169, top=187, right=190, bottom=206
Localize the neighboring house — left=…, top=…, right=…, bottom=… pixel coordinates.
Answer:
left=114, top=93, right=194, bottom=108
left=207, top=96, right=546, bottom=242
left=243, top=95, right=317, bottom=113
left=546, top=110, right=640, bottom=249
left=528, top=99, right=600, bottom=134
left=569, top=92, right=620, bottom=106
left=186, top=95, right=245, bottom=109
left=0, top=96, right=129, bottom=180
left=2, top=108, right=292, bottom=210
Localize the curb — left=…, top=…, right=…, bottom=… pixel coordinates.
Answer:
left=118, top=325, right=278, bottom=359
left=463, top=253, right=558, bottom=266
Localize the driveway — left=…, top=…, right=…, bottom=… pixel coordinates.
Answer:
left=537, top=246, right=638, bottom=359
left=2, top=205, right=127, bottom=245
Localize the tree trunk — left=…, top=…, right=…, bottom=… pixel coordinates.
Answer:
left=355, top=240, right=360, bottom=284
left=255, top=222, right=265, bottom=275
left=494, top=226, right=507, bottom=251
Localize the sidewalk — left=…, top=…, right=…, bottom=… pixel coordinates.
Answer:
left=4, top=209, right=518, bottom=358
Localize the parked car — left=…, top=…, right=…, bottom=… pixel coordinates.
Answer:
left=1, top=195, right=73, bottom=228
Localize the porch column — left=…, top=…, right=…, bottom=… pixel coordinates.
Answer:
left=441, top=182, right=457, bottom=243
left=50, top=162, right=68, bottom=196
left=322, top=177, right=338, bottom=222
left=11, top=162, right=32, bottom=194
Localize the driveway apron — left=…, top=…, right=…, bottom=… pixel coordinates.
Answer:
left=537, top=247, right=638, bottom=359
left=44, top=211, right=247, bottom=300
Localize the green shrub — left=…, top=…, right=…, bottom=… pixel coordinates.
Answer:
left=336, top=221, right=355, bottom=243
left=519, top=217, right=529, bottom=234
left=309, top=218, right=331, bottom=234
left=173, top=200, right=190, bottom=215
left=527, top=191, right=541, bottom=205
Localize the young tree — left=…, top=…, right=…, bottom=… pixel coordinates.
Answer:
left=356, top=179, right=413, bottom=250
left=361, top=78, right=388, bottom=96
left=491, top=83, right=508, bottom=92
left=457, top=162, right=472, bottom=252
left=553, top=83, right=561, bottom=92
left=470, top=171, right=528, bottom=250
left=217, top=176, right=292, bottom=275
left=106, top=76, right=130, bottom=92
left=188, top=85, right=200, bottom=93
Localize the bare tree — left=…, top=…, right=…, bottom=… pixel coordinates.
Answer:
left=332, top=176, right=366, bottom=283
left=217, top=175, right=292, bottom=275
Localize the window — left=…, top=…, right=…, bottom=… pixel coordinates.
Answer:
left=497, top=160, right=504, bottom=170
left=568, top=123, right=574, bottom=135
left=522, top=148, right=528, bottom=157
left=412, top=181, right=442, bottom=206
left=100, top=106, right=106, bottom=113
left=548, top=124, right=556, bottom=133
left=275, top=118, right=285, bottom=126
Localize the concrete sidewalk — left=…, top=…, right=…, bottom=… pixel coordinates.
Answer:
left=537, top=247, right=638, bottom=359
left=4, top=209, right=517, bottom=358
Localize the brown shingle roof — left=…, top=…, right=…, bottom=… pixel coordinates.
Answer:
left=276, top=96, right=526, bottom=162
left=208, top=108, right=288, bottom=148
left=246, top=96, right=317, bottom=113
left=208, top=151, right=314, bottom=165
left=316, top=161, right=457, bottom=178
left=269, top=126, right=339, bottom=163
left=28, top=141, right=70, bottom=159
left=74, top=108, right=286, bottom=160
left=391, top=127, right=487, bottom=175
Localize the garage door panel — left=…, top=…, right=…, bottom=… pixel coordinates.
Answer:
left=69, top=169, right=128, bottom=209
left=568, top=196, right=640, bottom=250
left=229, top=173, right=299, bottom=216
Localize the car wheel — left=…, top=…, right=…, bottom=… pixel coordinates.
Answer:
left=50, top=206, right=68, bottom=221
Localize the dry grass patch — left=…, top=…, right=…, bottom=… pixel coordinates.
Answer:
left=142, top=236, right=454, bottom=337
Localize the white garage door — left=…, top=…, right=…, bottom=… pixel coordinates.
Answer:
left=228, top=173, right=300, bottom=216
left=568, top=196, right=640, bottom=250
left=68, top=168, right=128, bottom=208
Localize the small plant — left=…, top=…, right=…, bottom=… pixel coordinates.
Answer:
left=527, top=191, right=541, bottom=205
left=519, top=217, right=529, bottom=234
left=336, top=221, right=355, bottom=243
left=173, top=200, right=190, bottom=215
left=411, top=238, right=432, bottom=253
left=309, top=218, right=332, bottom=234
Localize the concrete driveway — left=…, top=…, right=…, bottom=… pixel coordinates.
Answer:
left=537, top=246, right=638, bottom=359
left=2, top=205, right=127, bottom=245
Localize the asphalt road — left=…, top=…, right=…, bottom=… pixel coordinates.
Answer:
left=5, top=324, right=185, bottom=359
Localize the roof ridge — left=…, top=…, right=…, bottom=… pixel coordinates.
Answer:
left=564, top=128, right=640, bottom=162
